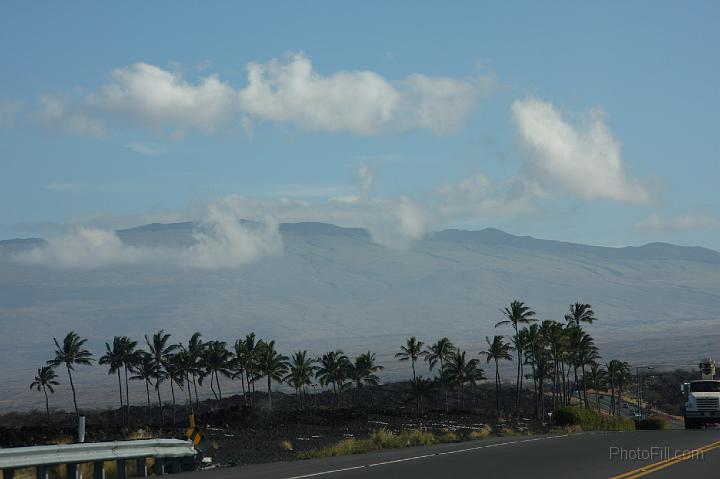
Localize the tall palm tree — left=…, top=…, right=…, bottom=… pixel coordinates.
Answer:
left=30, top=366, right=60, bottom=426
left=425, top=338, right=455, bottom=411
left=316, top=350, right=351, bottom=409
left=255, top=340, right=289, bottom=411
left=173, top=347, right=195, bottom=414
left=495, top=301, right=536, bottom=416
left=396, top=337, right=427, bottom=414
left=130, top=351, right=155, bottom=417
left=445, top=350, right=484, bottom=411
left=47, top=331, right=93, bottom=420
left=238, top=333, right=261, bottom=406
left=349, top=351, right=383, bottom=405
left=284, top=350, right=316, bottom=409
left=480, top=335, right=513, bottom=417
left=231, top=338, right=249, bottom=404
left=145, top=330, right=178, bottom=423
left=187, top=332, right=204, bottom=408
left=565, top=303, right=596, bottom=327
left=117, top=336, right=138, bottom=422
left=99, top=337, right=126, bottom=419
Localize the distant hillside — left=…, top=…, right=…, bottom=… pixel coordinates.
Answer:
left=1, top=221, right=719, bottom=410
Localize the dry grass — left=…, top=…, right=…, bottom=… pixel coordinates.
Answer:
left=280, top=439, right=294, bottom=451
left=468, top=425, right=493, bottom=440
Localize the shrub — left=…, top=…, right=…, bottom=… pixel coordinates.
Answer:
left=554, top=407, right=634, bottom=431
left=635, top=417, right=668, bottom=430
left=280, top=439, right=294, bottom=451
left=468, top=425, right=492, bottom=440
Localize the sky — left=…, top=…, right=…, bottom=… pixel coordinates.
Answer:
left=1, top=1, right=719, bottom=254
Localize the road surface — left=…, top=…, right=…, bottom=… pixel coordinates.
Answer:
left=180, top=429, right=720, bottom=478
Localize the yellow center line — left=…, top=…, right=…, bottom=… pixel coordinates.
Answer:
left=608, top=439, right=720, bottom=479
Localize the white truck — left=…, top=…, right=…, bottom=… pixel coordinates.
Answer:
left=682, top=358, right=720, bottom=429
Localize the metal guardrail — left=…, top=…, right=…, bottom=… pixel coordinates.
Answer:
left=0, top=439, right=197, bottom=479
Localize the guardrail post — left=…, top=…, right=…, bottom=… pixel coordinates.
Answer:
left=3, top=468, right=15, bottom=479
left=36, top=466, right=48, bottom=479
left=66, top=463, right=78, bottom=479
left=154, top=457, right=165, bottom=476
left=135, top=458, right=147, bottom=477
left=92, top=461, right=104, bottom=479
left=116, top=459, right=127, bottom=479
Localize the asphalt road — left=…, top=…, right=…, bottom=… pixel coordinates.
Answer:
left=180, top=429, right=720, bottom=479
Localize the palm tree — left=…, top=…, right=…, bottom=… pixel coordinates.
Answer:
left=425, top=338, right=455, bottom=411
left=145, top=330, right=178, bottom=423
left=166, top=351, right=186, bottom=425
left=99, top=337, right=126, bottom=423
left=410, top=376, right=434, bottom=415
left=316, top=350, right=351, bottom=409
left=395, top=337, right=427, bottom=414
left=186, top=332, right=204, bottom=408
left=237, top=333, right=261, bottom=407
left=47, top=331, right=93, bottom=420
left=130, top=351, right=155, bottom=417
left=284, top=350, right=316, bottom=409
left=30, top=366, right=59, bottom=426
left=173, top=348, right=195, bottom=414
left=255, top=340, right=289, bottom=411
left=349, top=351, right=383, bottom=405
left=202, top=340, right=232, bottom=402
left=480, top=335, right=513, bottom=417
left=445, top=350, right=484, bottom=411
left=564, top=303, right=596, bottom=327
left=117, top=336, right=138, bottom=423
left=495, top=301, right=536, bottom=416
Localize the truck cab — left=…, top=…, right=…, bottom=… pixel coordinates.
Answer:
left=682, top=358, right=720, bottom=429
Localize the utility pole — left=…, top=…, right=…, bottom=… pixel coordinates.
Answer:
left=636, top=366, right=654, bottom=420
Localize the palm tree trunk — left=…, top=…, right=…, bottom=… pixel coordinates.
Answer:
left=186, top=373, right=194, bottom=415
left=215, top=372, right=223, bottom=401
left=43, top=386, right=50, bottom=427
left=116, top=369, right=124, bottom=424
left=124, top=365, right=131, bottom=426
left=155, top=378, right=163, bottom=425
left=145, top=380, right=151, bottom=417
left=170, top=379, right=177, bottom=426
left=66, top=365, right=79, bottom=420
left=267, top=375, right=273, bottom=411
left=494, top=359, right=501, bottom=417
left=192, top=372, right=200, bottom=408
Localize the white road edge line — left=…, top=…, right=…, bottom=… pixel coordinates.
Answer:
left=282, top=434, right=571, bottom=479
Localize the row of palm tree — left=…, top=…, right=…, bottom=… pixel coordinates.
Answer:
left=32, top=300, right=629, bottom=424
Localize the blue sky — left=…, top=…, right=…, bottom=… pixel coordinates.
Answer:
left=1, top=1, right=719, bottom=250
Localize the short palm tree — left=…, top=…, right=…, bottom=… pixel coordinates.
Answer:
left=316, top=350, right=351, bottom=409
left=165, top=351, right=186, bottom=425
left=30, top=366, right=60, bottom=426
left=410, top=376, right=434, bottom=415
left=480, top=335, right=513, bottom=417
left=145, top=330, right=178, bottom=422
left=99, top=337, right=126, bottom=419
left=495, top=301, right=536, bottom=416
left=284, top=350, right=316, bottom=409
left=47, top=331, right=93, bottom=420
left=425, top=338, right=455, bottom=411
left=117, top=336, right=138, bottom=421
left=201, top=340, right=232, bottom=402
left=350, top=351, right=383, bottom=405
left=187, top=332, right=204, bottom=408
left=445, top=350, right=483, bottom=411
left=130, top=351, right=155, bottom=417
left=255, top=340, right=289, bottom=411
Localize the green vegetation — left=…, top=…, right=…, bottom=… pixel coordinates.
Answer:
left=554, top=406, right=635, bottom=431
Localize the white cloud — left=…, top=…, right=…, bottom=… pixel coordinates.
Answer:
left=636, top=214, right=720, bottom=233
left=182, top=204, right=282, bottom=269
left=357, top=164, right=375, bottom=195
left=0, top=100, right=22, bottom=128
left=39, top=53, right=490, bottom=137
left=511, top=98, right=650, bottom=203
left=124, top=141, right=168, bottom=156
left=12, top=205, right=282, bottom=270
left=13, top=228, right=159, bottom=268
left=38, top=95, right=107, bottom=137
left=436, top=173, right=536, bottom=218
